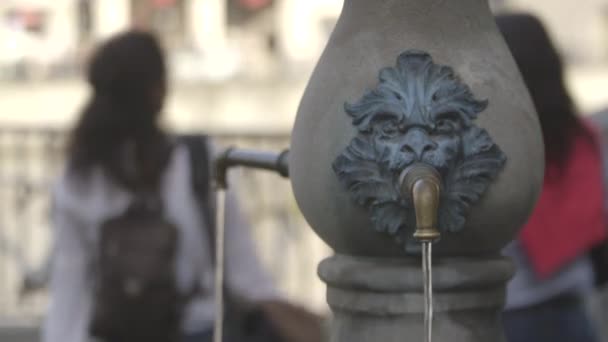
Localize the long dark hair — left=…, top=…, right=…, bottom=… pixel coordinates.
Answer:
left=496, top=14, right=585, bottom=166
left=68, top=31, right=171, bottom=189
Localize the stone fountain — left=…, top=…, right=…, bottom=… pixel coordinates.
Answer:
left=217, top=0, right=544, bottom=341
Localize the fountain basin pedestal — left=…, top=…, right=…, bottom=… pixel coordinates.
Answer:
left=319, top=255, right=514, bottom=342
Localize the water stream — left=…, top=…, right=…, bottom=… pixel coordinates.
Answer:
left=422, top=241, right=433, bottom=342
left=213, top=190, right=226, bottom=342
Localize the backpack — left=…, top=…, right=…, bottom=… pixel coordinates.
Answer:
left=89, top=195, right=184, bottom=342
left=89, top=140, right=192, bottom=342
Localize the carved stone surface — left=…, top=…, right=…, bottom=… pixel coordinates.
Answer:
left=319, top=254, right=513, bottom=342
left=333, top=50, right=506, bottom=250
left=290, top=1, right=543, bottom=341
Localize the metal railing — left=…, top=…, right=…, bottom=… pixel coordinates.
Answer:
left=0, top=126, right=330, bottom=324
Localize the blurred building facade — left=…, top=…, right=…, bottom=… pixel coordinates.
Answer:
left=0, top=0, right=344, bottom=131
left=494, top=0, right=608, bottom=65
left=2, top=0, right=608, bottom=79
left=493, top=0, right=608, bottom=112
left=1, top=0, right=608, bottom=127
left=0, top=0, right=343, bottom=83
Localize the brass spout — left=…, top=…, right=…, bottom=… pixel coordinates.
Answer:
left=399, top=164, right=442, bottom=243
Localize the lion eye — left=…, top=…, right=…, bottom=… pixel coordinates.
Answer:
left=435, top=115, right=463, bottom=134
left=436, top=119, right=453, bottom=132
left=379, top=121, right=399, bottom=138
left=434, top=111, right=464, bottom=134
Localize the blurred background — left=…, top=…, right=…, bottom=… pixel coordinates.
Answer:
left=0, top=0, right=607, bottom=340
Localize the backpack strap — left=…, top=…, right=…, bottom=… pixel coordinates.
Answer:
left=179, top=134, right=217, bottom=264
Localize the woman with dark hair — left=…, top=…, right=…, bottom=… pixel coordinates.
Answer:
left=68, top=30, right=170, bottom=188
left=496, top=14, right=606, bottom=342
left=42, top=31, right=281, bottom=342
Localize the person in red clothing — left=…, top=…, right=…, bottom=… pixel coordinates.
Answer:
left=496, top=14, right=607, bottom=342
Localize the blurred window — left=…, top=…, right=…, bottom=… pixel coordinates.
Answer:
left=228, top=0, right=274, bottom=26
left=5, top=8, right=47, bottom=35
left=228, top=0, right=277, bottom=57
left=131, top=0, right=186, bottom=48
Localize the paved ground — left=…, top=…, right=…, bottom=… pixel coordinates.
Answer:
left=0, top=321, right=39, bottom=342
left=0, top=328, right=38, bottom=342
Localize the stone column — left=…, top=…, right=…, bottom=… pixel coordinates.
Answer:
left=184, top=0, right=238, bottom=80
left=93, top=0, right=130, bottom=39
left=46, top=0, right=78, bottom=58
left=289, top=0, right=544, bottom=341
left=319, top=255, right=514, bottom=342
left=187, top=0, right=227, bottom=54
left=275, top=0, right=317, bottom=64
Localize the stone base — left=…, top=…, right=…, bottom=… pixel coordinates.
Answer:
left=318, top=254, right=514, bottom=342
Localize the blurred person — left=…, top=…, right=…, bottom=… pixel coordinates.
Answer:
left=588, top=110, right=608, bottom=342
left=496, top=14, right=608, bottom=342
left=42, top=31, right=285, bottom=342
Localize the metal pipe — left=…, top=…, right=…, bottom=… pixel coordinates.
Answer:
left=215, top=148, right=290, bottom=189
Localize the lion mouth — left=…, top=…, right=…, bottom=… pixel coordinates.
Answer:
left=390, top=155, right=450, bottom=180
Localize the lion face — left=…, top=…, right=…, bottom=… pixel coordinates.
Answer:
left=333, top=51, right=506, bottom=249
left=370, top=113, right=464, bottom=178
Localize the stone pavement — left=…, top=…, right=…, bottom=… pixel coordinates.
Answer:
left=0, top=321, right=39, bottom=342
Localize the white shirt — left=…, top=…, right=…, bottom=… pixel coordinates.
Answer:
left=503, top=240, right=594, bottom=310
left=42, top=144, right=280, bottom=342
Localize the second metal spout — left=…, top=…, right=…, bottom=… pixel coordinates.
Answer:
left=400, top=164, right=442, bottom=242
left=215, top=148, right=290, bottom=189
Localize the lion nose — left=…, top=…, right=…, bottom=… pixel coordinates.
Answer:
left=401, top=128, right=437, bottom=159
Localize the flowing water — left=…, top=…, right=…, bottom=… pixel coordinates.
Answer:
left=422, top=242, right=433, bottom=342
left=216, top=187, right=434, bottom=342
left=213, top=190, right=227, bottom=342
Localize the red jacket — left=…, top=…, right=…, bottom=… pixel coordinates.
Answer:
left=520, top=123, right=608, bottom=278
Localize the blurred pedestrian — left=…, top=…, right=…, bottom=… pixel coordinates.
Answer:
left=41, top=31, right=283, bottom=342
left=588, top=109, right=608, bottom=342
left=496, top=13, right=607, bottom=342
